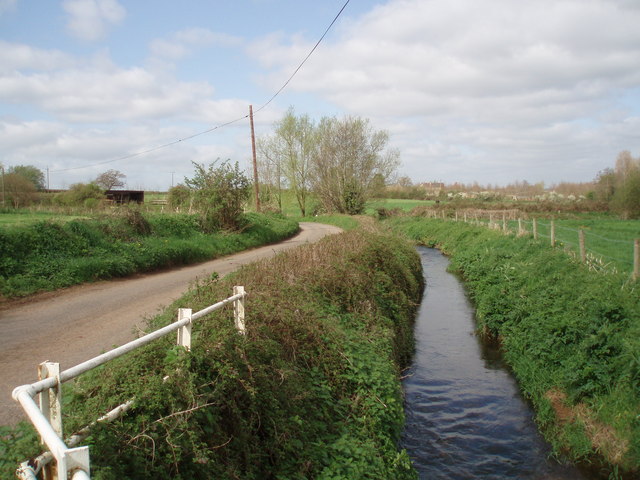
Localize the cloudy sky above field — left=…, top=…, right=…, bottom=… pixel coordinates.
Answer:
left=1, top=0, right=639, bottom=190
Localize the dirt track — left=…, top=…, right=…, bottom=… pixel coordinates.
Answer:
left=0, top=222, right=341, bottom=426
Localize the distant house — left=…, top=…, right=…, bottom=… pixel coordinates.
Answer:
left=421, top=182, right=445, bottom=196
left=106, top=190, right=144, bottom=204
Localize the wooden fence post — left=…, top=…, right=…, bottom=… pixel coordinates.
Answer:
left=551, top=220, right=556, bottom=247
left=533, top=218, right=538, bottom=240
left=234, top=286, right=246, bottom=334
left=634, top=239, right=639, bottom=281
left=518, top=218, right=523, bottom=236
left=579, top=229, right=586, bottom=263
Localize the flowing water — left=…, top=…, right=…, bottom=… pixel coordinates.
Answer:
left=401, top=247, right=591, bottom=480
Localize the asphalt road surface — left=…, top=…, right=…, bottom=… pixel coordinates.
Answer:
left=0, top=222, right=342, bottom=426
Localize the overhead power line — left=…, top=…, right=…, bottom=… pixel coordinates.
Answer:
left=52, top=0, right=351, bottom=174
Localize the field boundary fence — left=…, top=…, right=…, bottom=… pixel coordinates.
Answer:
left=419, top=209, right=639, bottom=280
left=12, top=286, right=247, bottom=480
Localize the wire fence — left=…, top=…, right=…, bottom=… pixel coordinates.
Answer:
left=422, top=209, right=640, bottom=279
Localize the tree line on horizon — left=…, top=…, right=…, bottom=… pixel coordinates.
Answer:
left=2, top=119, right=638, bottom=218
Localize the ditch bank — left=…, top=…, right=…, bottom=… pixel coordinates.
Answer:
left=389, top=217, right=640, bottom=478
left=2, top=230, right=423, bottom=479
left=0, top=211, right=299, bottom=299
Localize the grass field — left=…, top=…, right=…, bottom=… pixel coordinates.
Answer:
left=365, top=198, right=434, bottom=214
left=0, top=210, right=87, bottom=226
left=499, top=217, right=640, bottom=274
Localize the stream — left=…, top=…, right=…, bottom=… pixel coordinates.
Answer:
left=401, top=247, right=592, bottom=479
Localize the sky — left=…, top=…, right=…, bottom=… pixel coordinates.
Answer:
left=1, top=0, right=639, bottom=191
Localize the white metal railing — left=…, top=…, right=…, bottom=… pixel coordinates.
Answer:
left=12, top=286, right=247, bottom=480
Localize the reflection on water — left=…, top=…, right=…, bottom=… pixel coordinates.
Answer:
left=401, top=247, right=590, bottom=480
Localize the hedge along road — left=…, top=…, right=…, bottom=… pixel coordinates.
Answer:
left=0, top=222, right=342, bottom=426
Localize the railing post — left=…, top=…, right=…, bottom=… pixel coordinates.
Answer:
left=177, top=308, right=192, bottom=351
left=233, top=286, right=246, bottom=334
left=38, top=362, right=62, bottom=480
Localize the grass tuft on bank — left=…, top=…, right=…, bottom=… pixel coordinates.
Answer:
left=0, top=211, right=298, bottom=298
left=2, top=229, right=423, bottom=479
left=388, top=217, right=640, bottom=477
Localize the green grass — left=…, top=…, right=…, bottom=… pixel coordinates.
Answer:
left=294, top=214, right=359, bottom=231
left=476, top=217, right=639, bottom=274
left=0, top=210, right=87, bottom=226
left=2, top=229, right=423, bottom=480
left=0, top=211, right=299, bottom=298
left=365, top=198, right=434, bottom=214
left=388, top=217, right=640, bottom=476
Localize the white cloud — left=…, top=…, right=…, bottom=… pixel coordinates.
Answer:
left=249, top=0, right=640, bottom=183
left=0, top=42, right=251, bottom=125
left=150, top=27, right=242, bottom=62
left=63, top=0, right=126, bottom=42
left=0, top=40, right=77, bottom=73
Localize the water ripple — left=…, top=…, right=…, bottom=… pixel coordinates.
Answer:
left=401, top=247, right=590, bottom=480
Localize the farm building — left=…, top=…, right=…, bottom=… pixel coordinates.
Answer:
left=106, top=190, right=144, bottom=204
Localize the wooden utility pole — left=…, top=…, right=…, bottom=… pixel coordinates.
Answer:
left=249, top=105, right=260, bottom=212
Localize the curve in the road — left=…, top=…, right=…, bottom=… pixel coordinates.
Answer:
left=0, top=222, right=342, bottom=425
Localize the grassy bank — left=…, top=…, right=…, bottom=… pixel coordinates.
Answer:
left=0, top=211, right=299, bottom=298
left=388, top=217, right=640, bottom=477
left=3, top=229, right=423, bottom=479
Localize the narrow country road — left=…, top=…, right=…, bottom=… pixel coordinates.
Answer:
left=0, top=222, right=342, bottom=426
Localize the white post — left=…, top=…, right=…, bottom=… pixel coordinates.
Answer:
left=234, top=286, right=246, bottom=334
left=38, top=362, right=63, bottom=480
left=39, top=362, right=63, bottom=440
left=177, top=308, right=192, bottom=351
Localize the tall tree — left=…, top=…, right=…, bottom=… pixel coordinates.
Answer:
left=7, top=165, right=45, bottom=190
left=611, top=151, right=640, bottom=218
left=311, top=116, right=400, bottom=215
left=95, top=169, right=126, bottom=190
left=259, top=108, right=316, bottom=216
left=257, top=135, right=284, bottom=212
left=4, top=173, right=37, bottom=207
